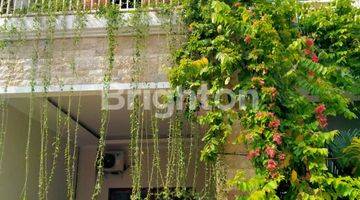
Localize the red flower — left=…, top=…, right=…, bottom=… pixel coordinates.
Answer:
left=306, top=38, right=314, bottom=47
left=315, top=104, right=327, bottom=128
left=304, top=49, right=312, bottom=55
left=315, top=104, right=326, bottom=114
left=272, top=133, right=282, bottom=145
left=308, top=70, right=315, bottom=78
left=267, top=159, right=277, bottom=171
left=265, top=146, right=276, bottom=158
left=311, top=54, right=319, bottom=63
left=246, top=148, right=261, bottom=160
left=269, top=119, right=280, bottom=129
left=244, top=35, right=252, bottom=44
left=317, top=115, right=328, bottom=128
left=279, top=153, right=286, bottom=161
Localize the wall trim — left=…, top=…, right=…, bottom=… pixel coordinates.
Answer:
left=0, top=82, right=171, bottom=97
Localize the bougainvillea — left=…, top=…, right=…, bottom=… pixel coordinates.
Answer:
left=170, top=0, right=360, bottom=199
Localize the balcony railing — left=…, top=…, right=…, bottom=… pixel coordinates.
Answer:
left=0, top=0, right=173, bottom=16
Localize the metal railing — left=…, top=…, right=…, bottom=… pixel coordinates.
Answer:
left=0, top=0, right=173, bottom=16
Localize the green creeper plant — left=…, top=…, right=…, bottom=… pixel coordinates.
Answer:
left=64, top=94, right=73, bottom=200
left=328, top=129, right=360, bottom=177
left=46, top=92, right=64, bottom=193
left=20, top=7, right=42, bottom=199
left=91, top=4, right=123, bottom=200
left=0, top=92, right=8, bottom=172
left=300, top=0, right=360, bottom=95
left=342, top=137, right=360, bottom=176
left=169, top=0, right=360, bottom=199
left=127, top=3, right=150, bottom=199
left=146, top=110, right=165, bottom=199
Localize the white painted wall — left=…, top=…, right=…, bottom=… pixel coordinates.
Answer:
left=0, top=104, right=67, bottom=200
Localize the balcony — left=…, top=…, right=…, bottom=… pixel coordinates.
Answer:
left=0, top=0, right=173, bottom=16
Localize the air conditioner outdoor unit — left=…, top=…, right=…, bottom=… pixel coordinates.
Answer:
left=103, top=151, right=125, bottom=174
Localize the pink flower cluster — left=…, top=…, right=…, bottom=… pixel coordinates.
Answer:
left=268, top=119, right=280, bottom=129
left=272, top=133, right=282, bottom=145
left=315, top=104, right=328, bottom=128
left=247, top=148, right=260, bottom=160
left=306, top=38, right=314, bottom=47
left=244, top=35, right=252, bottom=44
left=265, top=146, right=276, bottom=158
left=267, top=159, right=277, bottom=171
left=304, top=38, right=319, bottom=63
left=279, top=153, right=286, bottom=161
left=312, top=54, right=319, bottom=63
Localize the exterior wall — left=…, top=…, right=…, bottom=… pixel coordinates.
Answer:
left=0, top=104, right=67, bottom=200
left=0, top=35, right=171, bottom=88
left=76, top=143, right=205, bottom=200
left=222, top=122, right=255, bottom=199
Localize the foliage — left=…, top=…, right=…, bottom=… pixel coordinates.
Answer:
left=342, top=137, right=360, bottom=176
left=1, top=0, right=358, bottom=199
left=328, top=129, right=360, bottom=177
left=91, top=4, right=123, bottom=200
left=169, top=0, right=360, bottom=199
left=300, top=0, right=360, bottom=95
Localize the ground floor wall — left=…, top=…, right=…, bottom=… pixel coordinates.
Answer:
left=76, top=142, right=206, bottom=200
left=0, top=104, right=67, bottom=200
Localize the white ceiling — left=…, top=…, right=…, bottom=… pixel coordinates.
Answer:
left=7, top=92, right=190, bottom=146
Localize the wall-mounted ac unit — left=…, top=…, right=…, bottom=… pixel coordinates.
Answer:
left=103, top=151, right=125, bottom=174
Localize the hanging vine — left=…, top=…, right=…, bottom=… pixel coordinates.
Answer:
left=46, top=90, right=63, bottom=193
left=64, top=92, right=74, bottom=199
left=20, top=5, right=42, bottom=199
left=91, top=4, right=123, bottom=200
left=128, top=3, right=150, bottom=199
left=70, top=93, right=82, bottom=199
left=0, top=89, right=8, bottom=172
left=146, top=109, right=164, bottom=199
left=38, top=2, right=59, bottom=198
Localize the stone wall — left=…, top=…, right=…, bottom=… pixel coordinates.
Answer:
left=0, top=34, right=173, bottom=88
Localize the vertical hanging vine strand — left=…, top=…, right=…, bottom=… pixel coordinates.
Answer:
left=39, top=4, right=56, bottom=198
left=46, top=92, right=63, bottom=193
left=0, top=23, right=12, bottom=173
left=70, top=93, right=82, bottom=199
left=91, top=4, right=122, bottom=200
left=164, top=116, right=175, bottom=198
left=146, top=109, right=164, bottom=199
left=174, top=113, right=186, bottom=197
left=129, top=3, right=149, bottom=199
left=20, top=7, right=42, bottom=199
left=0, top=93, right=8, bottom=172
left=64, top=93, right=73, bottom=200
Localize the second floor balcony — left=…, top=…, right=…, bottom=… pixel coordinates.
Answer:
left=0, top=0, right=173, bottom=16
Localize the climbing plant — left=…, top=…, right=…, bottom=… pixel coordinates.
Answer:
left=128, top=3, right=150, bottom=199
left=91, top=4, right=123, bottom=200
left=1, top=0, right=358, bottom=199
left=169, top=0, right=360, bottom=199
left=299, top=0, right=360, bottom=95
